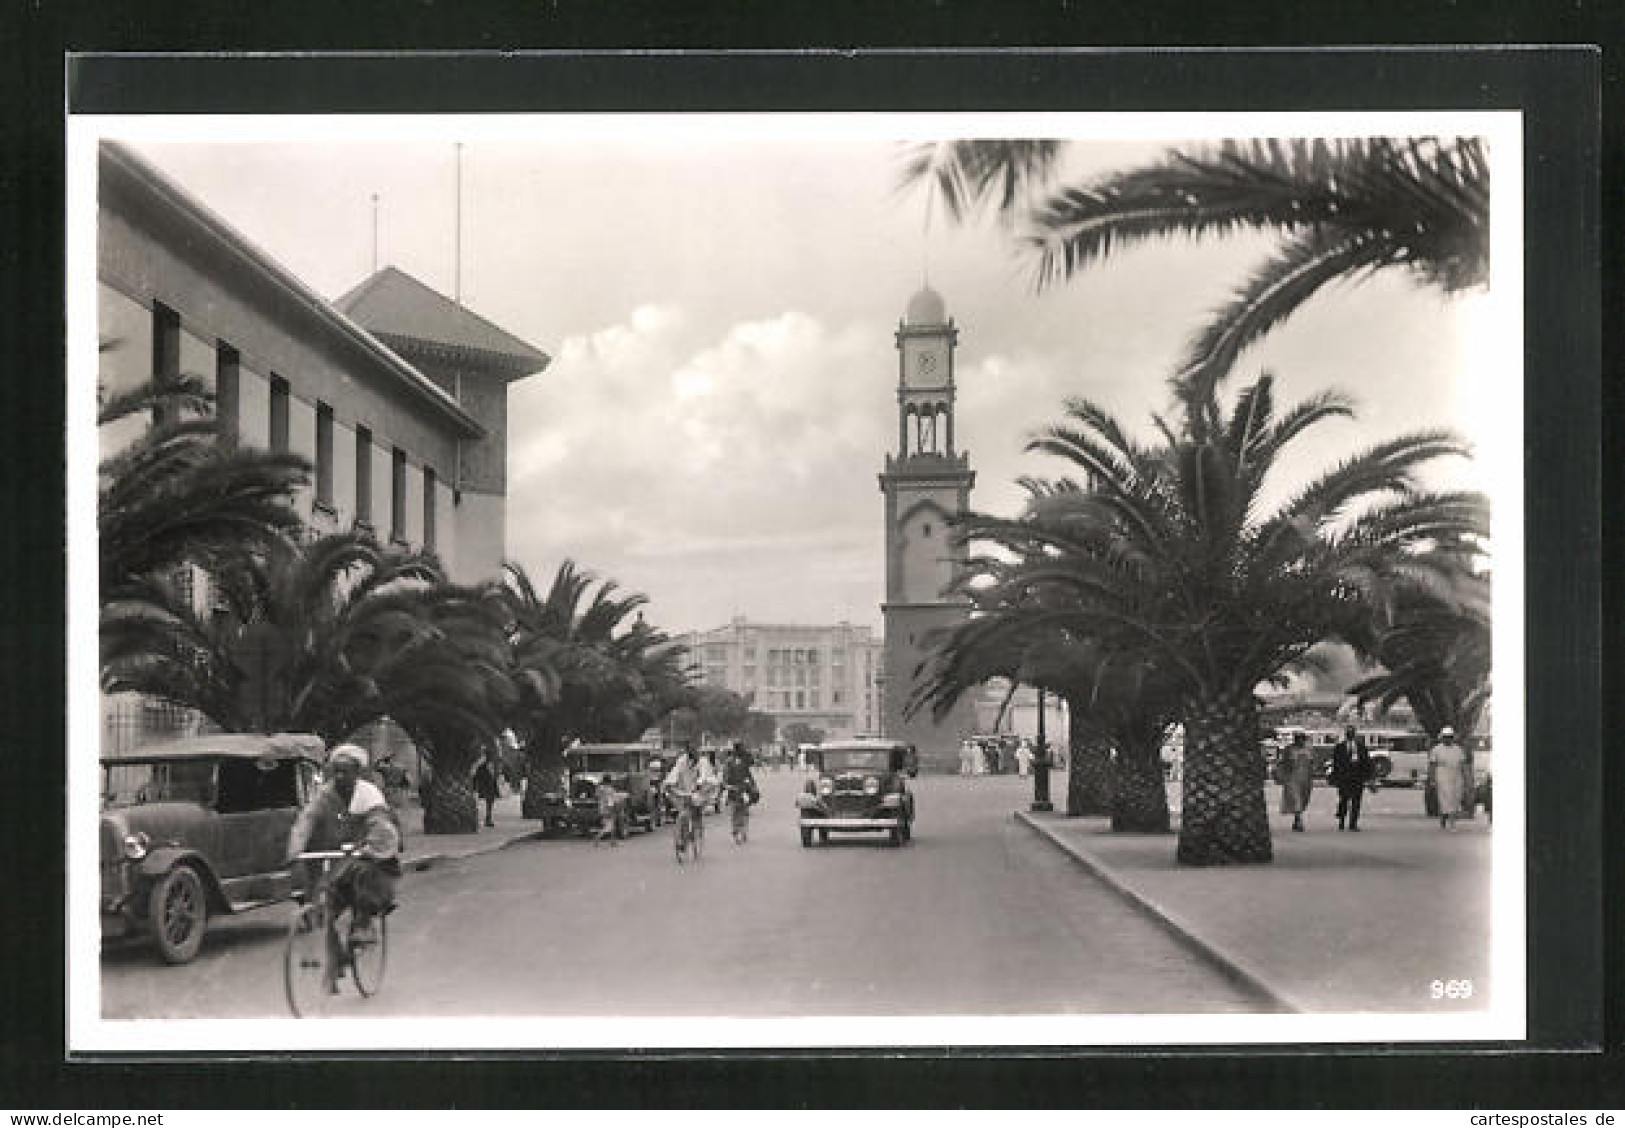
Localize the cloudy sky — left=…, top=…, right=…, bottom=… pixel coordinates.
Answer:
left=116, top=118, right=1501, bottom=637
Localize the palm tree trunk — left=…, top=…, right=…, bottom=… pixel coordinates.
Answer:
left=1111, top=741, right=1171, bottom=833
left=520, top=724, right=567, bottom=819
left=1066, top=724, right=1114, bottom=817
left=422, top=765, right=479, bottom=834
left=1176, top=691, right=1272, bottom=865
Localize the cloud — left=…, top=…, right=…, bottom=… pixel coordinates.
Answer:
left=507, top=305, right=901, bottom=631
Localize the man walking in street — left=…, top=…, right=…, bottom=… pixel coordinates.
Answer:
left=1330, top=723, right=1374, bottom=831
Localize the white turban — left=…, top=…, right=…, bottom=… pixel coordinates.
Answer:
left=329, top=743, right=369, bottom=769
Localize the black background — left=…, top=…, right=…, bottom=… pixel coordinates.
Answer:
left=3, top=7, right=1615, bottom=1110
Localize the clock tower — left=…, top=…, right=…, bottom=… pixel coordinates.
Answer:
left=878, top=286, right=979, bottom=770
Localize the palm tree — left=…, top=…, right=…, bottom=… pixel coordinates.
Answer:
left=101, top=531, right=515, bottom=832
left=965, top=378, right=1486, bottom=864
left=99, top=372, right=310, bottom=592
left=1348, top=572, right=1492, bottom=740
left=502, top=560, right=689, bottom=818
left=918, top=476, right=1192, bottom=832
left=901, top=137, right=1489, bottom=395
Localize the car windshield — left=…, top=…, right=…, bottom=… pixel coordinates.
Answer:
left=102, top=760, right=217, bottom=808
left=820, top=749, right=892, bottom=773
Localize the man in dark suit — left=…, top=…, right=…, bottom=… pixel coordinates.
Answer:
left=1329, top=724, right=1374, bottom=831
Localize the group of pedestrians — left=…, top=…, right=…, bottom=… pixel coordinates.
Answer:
left=958, top=736, right=1053, bottom=776
left=1275, top=723, right=1477, bottom=833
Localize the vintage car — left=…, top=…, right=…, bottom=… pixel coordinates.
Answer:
left=1364, top=729, right=1432, bottom=787
left=795, top=739, right=916, bottom=847
left=535, top=743, right=663, bottom=837
left=100, top=732, right=326, bottom=964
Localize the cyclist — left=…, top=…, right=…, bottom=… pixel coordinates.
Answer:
left=287, top=744, right=401, bottom=992
left=663, top=743, right=718, bottom=844
left=721, top=742, right=759, bottom=842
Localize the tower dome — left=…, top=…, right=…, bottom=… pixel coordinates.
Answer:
left=904, top=286, right=947, bottom=326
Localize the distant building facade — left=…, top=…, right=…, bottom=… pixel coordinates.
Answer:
left=877, top=287, right=980, bottom=771
left=676, top=617, right=884, bottom=742
left=97, top=142, right=548, bottom=753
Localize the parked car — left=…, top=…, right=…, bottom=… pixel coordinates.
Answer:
left=535, top=743, right=663, bottom=837
left=100, top=732, right=326, bottom=964
left=795, top=739, right=916, bottom=847
left=1364, top=729, right=1432, bottom=787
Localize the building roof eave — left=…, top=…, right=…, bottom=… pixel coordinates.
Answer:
left=100, top=142, right=486, bottom=440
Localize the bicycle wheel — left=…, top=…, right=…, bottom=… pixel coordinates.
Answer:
left=673, top=813, right=689, bottom=864
left=348, top=914, right=388, bottom=998
left=284, top=903, right=333, bottom=1018
left=692, top=815, right=703, bottom=862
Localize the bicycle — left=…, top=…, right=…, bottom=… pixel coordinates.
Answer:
left=284, top=847, right=388, bottom=1017
left=726, top=784, right=754, bottom=844
left=670, top=788, right=706, bottom=864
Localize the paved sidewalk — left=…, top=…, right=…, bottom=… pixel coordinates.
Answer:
left=1016, top=785, right=1495, bottom=1014
left=396, top=794, right=545, bottom=871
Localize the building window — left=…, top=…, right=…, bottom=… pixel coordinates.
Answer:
left=355, top=425, right=373, bottom=529
left=796, top=691, right=805, bottom=709
left=923, top=523, right=932, bottom=538
left=810, top=691, right=820, bottom=710
left=151, top=303, right=180, bottom=423
left=268, top=375, right=290, bottom=453
left=215, top=344, right=239, bottom=446
left=423, top=465, right=437, bottom=550
left=315, top=402, right=334, bottom=509
left=795, top=669, right=806, bottom=687
left=833, top=690, right=844, bottom=706
left=391, top=447, right=407, bottom=543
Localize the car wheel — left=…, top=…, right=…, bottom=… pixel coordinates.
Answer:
left=817, top=828, right=829, bottom=845
left=800, top=826, right=813, bottom=848
left=1423, top=784, right=1440, bottom=817
left=888, top=826, right=902, bottom=847
left=1371, top=754, right=1393, bottom=781
left=148, top=866, right=207, bottom=965
left=900, top=818, right=912, bottom=844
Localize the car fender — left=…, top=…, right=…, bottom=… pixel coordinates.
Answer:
left=136, top=848, right=232, bottom=914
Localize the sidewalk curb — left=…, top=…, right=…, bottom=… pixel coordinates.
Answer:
left=1013, top=811, right=1298, bottom=1014
left=405, top=828, right=548, bottom=873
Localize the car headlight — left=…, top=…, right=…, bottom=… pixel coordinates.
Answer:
left=863, top=776, right=881, bottom=795
left=122, top=832, right=149, bottom=861
left=818, top=777, right=834, bottom=796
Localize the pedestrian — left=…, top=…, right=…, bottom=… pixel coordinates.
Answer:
left=1429, top=726, right=1467, bottom=831
left=472, top=753, right=501, bottom=829
left=1016, top=739, right=1032, bottom=777
left=593, top=777, right=621, bottom=846
left=1329, top=724, right=1375, bottom=831
left=958, top=738, right=976, bottom=776
left=1275, top=730, right=1315, bottom=832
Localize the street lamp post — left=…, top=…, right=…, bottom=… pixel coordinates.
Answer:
left=1031, top=686, right=1054, bottom=812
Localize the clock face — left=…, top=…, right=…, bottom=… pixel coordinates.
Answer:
left=915, top=351, right=939, bottom=379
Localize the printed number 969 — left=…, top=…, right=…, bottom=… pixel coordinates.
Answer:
left=1430, top=979, right=1473, bottom=1000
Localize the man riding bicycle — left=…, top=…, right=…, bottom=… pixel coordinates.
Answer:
left=663, top=744, right=718, bottom=839
left=286, top=744, right=401, bottom=991
left=721, top=742, right=760, bottom=842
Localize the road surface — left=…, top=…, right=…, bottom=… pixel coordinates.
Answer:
left=100, top=772, right=1258, bottom=1019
